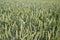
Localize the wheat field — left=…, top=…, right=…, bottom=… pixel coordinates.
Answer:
left=0, top=0, right=60, bottom=40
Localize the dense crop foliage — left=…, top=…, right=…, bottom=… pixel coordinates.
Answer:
left=0, top=1, right=60, bottom=40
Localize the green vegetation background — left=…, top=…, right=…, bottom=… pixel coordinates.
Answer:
left=0, top=0, right=60, bottom=40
